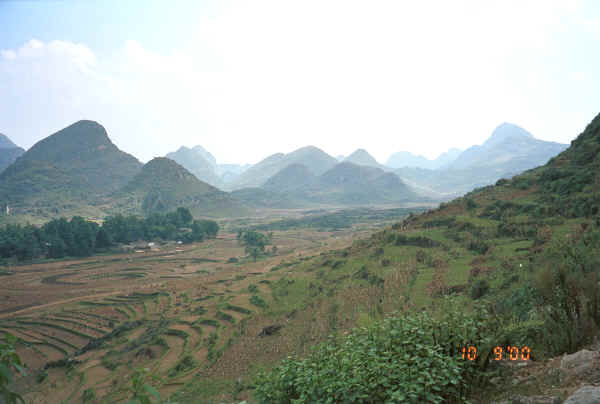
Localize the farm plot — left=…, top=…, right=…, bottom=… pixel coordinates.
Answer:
left=1, top=225, right=368, bottom=403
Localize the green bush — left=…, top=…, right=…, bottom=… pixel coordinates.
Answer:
left=168, top=355, right=197, bottom=377
left=250, top=295, right=268, bottom=309
left=222, top=304, right=252, bottom=315
left=533, top=227, right=600, bottom=355
left=0, top=334, right=26, bottom=404
left=470, top=279, right=490, bottom=300
left=467, top=240, right=489, bottom=255
left=466, top=198, right=478, bottom=210
left=216, top=311, right=235, bottom=323
left=82, top=387, right=97, bottom=403
left=254, top=306, right=500, bottom=403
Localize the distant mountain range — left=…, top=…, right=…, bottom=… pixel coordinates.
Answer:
left=385, top=148, right=462, bottom=170
left=235, top=160, right=417, bottom=207
left=0, top=119, right=571, bottom=222
left=344, top=149, right=388, bottom=170
left=0, top=133, right=25, bottom=174
left=166, top=146, right=222, bottom=187
left=394, top=123, right=569, bottom=197
left=0, top=121, right=247, bottom=221
left=165, top=145, right=250, bottom=188
left=227, top=145, right=339, bottom=190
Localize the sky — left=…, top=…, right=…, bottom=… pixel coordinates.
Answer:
left=1, top=1, right=599, bottom=165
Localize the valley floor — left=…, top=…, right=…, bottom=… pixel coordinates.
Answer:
left=0, top=219, right=381, bottom=403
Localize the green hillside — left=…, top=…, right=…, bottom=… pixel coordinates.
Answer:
left=115, top=157, right=249, bottom=218
left=0, top=121, right=142, bottom=218
left=214, top=112, right=600, bottom=403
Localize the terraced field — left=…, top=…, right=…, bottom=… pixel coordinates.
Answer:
left=0, top=224, right=377, bottom=403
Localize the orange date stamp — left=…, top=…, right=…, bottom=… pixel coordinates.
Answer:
left=460, top=345, right=531, bottom=361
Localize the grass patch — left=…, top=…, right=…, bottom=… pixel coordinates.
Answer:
left=221, top=303, right=252, bottom=315
left=215, top=311, right=235, bottom=324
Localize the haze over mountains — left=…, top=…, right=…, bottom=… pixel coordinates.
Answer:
left=394, top=123, right=568, bottom=197
left=0, top=119, right=570, bottom=222
left=343, top=149, right=388, bottom=170
left=386, top=148, right=462, bottom=170
left=226, top=145, right=339, bottom=190
left=165, top=145, right=250, bottom=188
left=253, top=160, right=416, bottom=206
left=0, top=121, right=245, bottom=221
left=0, top=133, right=25, bottom=173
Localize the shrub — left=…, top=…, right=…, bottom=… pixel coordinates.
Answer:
left=466, top=198, right=478, bottom=210
left=250, top=295, right=268, bottom=309
left=0, top=334, right=26, bottom=404
left=468, top=240, right=489, bottom=255
left=471, top=279, right=490, bottom=300
left=216, top=311, right=235, bottom=323
left=254, top=307, right=500, bottom=403
left=533, top=228, right=600, bottom=355
left=169, top=355, right=197, bottom=377
left=82, top=387, right=97, bottom=403
left=126, top=367, right=162, bottom=404
left=222, top=304, right=252, bottom=315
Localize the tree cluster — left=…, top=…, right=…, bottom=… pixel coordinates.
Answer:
left=237, top=230, right=273, bottom=261
left=0, top=207, right=218, bottom=261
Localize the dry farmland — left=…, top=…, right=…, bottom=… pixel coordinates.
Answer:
left=0, top=223, right=379, bottom=403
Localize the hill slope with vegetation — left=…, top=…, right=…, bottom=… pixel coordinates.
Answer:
left=0, top=121, right=142, bottom=219
left=114, top=157, right=249, bottom=218
left=247, top=112, right=600, bottom=402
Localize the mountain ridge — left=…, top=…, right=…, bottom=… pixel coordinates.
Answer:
left=165, top=146, right=222, bottom=188
left=227, top=145, right=338, bottom=190
left=0, top=120, right=142, bottom=218
left=115, top=157, right=248, bottom=217
left=386, top=148, right=462, bottom=169
left=0, top=133, right=25, bottom=173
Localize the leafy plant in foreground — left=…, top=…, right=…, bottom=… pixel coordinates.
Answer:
left=254, top=305, right=501, bottom=403
left=125, top=367, right=167, bottom=404
left=0, top=333, right=26, bottom=404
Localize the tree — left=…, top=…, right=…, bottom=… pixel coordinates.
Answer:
left=246, top=246, right=261, bottom=262
left=95, top=227, right=112, bottom=251
left=176, top=207, right=193, bottom=226
left=238, top=230, right=269, bottom=251
left=47, top=236, right=66, bottom=259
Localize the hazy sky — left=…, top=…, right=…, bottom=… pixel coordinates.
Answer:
left=1, top=1, right=599, bottom=164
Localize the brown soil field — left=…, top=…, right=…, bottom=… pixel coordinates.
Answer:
left=1, top=223, right=378, bottom=403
